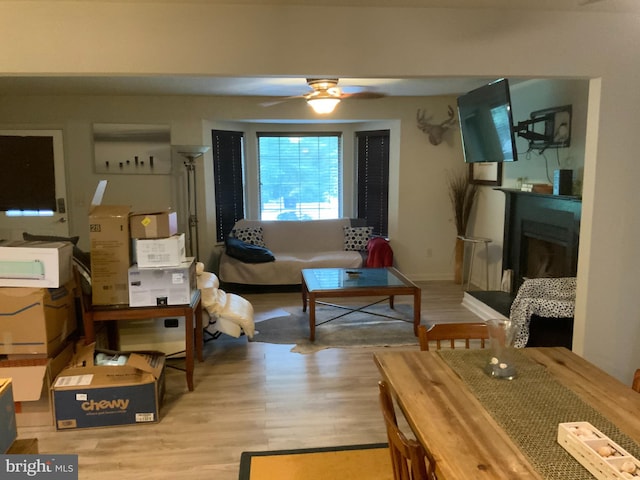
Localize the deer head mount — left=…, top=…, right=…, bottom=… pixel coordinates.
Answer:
left=416, top=105, right=457, bottom=146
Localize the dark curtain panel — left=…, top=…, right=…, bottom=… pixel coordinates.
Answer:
left=356, top=130, right=390, bottom=237
left=211, top=130, right=245, bottom=242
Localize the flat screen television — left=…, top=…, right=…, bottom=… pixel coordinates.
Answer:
left=457, top=78, right=518, bottom=163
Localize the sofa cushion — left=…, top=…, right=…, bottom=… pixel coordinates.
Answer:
left=343, top=226, right=373, bottom=251
left=225, top=236, right=275, bottom=263
left=231, top=226, right=266, bottom=247
left=220, top=250, right=363, bottom=285
left=233, top=218, right=352, bottom=253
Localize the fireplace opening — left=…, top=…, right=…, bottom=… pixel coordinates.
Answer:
left=517, top=217, right=578, bottom=289
left=523, top=236, right=571, bottom=279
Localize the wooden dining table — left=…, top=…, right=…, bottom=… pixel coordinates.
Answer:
left=373, top=347, right=640, bottom=480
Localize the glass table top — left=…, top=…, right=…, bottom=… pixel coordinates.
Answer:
left=302, top=268, right=409, bottom=292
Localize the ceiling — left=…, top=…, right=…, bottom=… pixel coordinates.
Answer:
left=0, top=0, right=635, bottom=98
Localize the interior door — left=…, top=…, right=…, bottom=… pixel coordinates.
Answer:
left=0, top=130, right=69, bottom=241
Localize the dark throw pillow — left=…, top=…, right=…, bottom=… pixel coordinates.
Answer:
left=225, top=236, right=275, bottom=264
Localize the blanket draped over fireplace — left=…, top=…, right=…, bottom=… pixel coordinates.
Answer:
left=511, top=277, right=576, bottom=348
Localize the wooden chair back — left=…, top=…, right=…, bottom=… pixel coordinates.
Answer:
left=633, top=369, right=640, bottom=393
left=418, top=322, right=489, bottom=351
left=378, top=381, right=435, bottom=480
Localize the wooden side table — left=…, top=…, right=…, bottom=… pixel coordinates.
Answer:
left=81, top=290, right=203, bottom=391
left=457, top=236, right=492, bottom=290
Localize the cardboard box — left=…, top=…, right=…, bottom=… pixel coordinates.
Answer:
left=130, top=210, right=178, bottom=239
left=0, top=378, right=17, bottom=453
left=132, top=233, right=186, bottom=268
left=0, top=280, right=77, bottom=355
left=128, top=258, right=196, bottom=307
left=0, top=240, right=73, bottom=288
left=52, top=344, right=165, bottom=430
left=0, top=342, right=74, bottom=427
left=89, top=180, right=131, bottom=305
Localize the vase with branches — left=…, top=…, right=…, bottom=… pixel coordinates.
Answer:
left=447, top=169, right=478, bottom=284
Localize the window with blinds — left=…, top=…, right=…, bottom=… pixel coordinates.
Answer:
left=211, top=130, right=245, bottom=242
left=257, top=133, right=341, bottom=221
left=356, top=130, right=390, bottom=237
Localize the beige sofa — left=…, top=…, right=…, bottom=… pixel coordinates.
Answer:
left=218, top=218, right=367, bottom=285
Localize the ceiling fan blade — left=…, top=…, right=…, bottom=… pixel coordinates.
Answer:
left=259, top=95, right=303, bottom=107
left=341, top=91, right=387, bottom=100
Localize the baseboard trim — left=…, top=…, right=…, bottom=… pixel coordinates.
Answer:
left=461, top=292, right=509, bottom=321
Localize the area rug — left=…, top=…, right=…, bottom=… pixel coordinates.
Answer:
left=238, top=443, right=392, bottom=480
left=250, top=303, right=420, bottom=353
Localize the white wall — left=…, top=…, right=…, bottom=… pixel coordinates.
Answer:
left=0, top=3, right=639, bottom=385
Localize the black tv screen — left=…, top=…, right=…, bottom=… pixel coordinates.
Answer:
left=457, top=78, right=518, bottom=163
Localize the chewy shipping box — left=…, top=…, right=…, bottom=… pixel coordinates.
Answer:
left=130, top=210, right=178, bottom=239
left=0, top=342, right=74, bottom=427
left=89, top=180, right=131, bottom=305
left=0, top=280, right=77, bottom=355
left=0, top=240, right=73, bottom=288
left=52, top=344, right=165, bottom=430
left=0, top=378, right=17, bottom=453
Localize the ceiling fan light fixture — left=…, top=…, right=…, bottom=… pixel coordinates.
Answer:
left=307, top=97, right=340, bottom=114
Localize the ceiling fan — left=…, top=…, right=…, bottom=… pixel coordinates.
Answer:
left=261, top=78, right=386, bottom=114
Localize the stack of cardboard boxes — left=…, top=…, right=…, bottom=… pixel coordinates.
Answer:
left=0, top=240, right=77, bottom=427
left=44, top=182, right=192, bottom=430
left=88, top=179, right=195, bottom=309
left=117, top=210, right=197, bottom=355
left=128, top=210, right=196, bottom=308
left=0, top=182, right=196, bottom=430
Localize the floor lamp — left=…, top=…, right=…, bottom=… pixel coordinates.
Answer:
left=174, top=145, right=210, bottom=261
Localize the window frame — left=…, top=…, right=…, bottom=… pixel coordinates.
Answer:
left=256, top=131, right=343, bottom=221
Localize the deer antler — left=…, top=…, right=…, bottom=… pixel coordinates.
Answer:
left=416, top=105, right=457, bottom=146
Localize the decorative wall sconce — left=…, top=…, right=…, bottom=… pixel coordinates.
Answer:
left=416, top=106, right=458, bottom=146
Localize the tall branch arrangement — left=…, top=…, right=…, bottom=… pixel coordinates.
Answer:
left=447, top=169, right=478, bottom=236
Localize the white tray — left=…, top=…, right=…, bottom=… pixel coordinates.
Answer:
left=558, top=422, right=640, bottom=479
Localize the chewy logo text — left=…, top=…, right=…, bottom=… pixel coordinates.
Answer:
left=81, top=399, right=130, bottom=411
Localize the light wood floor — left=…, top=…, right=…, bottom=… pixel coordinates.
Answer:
left=18, top=281, right=479, bottom=480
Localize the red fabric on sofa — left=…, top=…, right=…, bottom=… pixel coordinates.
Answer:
left=366, top=237, right=393, bottom=268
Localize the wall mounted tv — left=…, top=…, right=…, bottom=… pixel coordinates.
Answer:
left=457, top=78, right=518, bottom=163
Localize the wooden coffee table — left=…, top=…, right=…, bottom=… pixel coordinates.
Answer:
left=301, top=267, right=421, bottom=341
